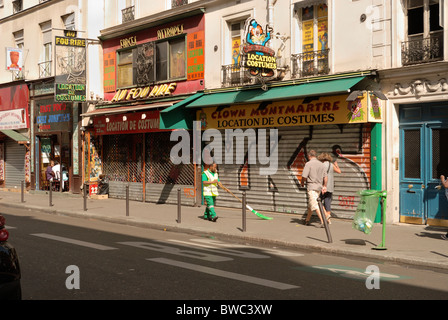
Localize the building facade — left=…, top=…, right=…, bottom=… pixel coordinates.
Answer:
left=0, top=0, right=104, bottom=193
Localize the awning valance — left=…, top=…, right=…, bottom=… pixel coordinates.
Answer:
left=81, top=100, right=181, bottom=117
left=187, top=76, right=366, bottom=109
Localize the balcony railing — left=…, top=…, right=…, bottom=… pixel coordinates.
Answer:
left=172, top=0, right=188, bottom=8
left=122, top=6, right=135, bottom=23
left=221, top=64, right=256, bottom=87
left=38, top=61, right=52, bottom=78
left=291, top=49, right=330, bottom=78
left=13, top=0, right=22, bottom=13
left=401, top=34, right=444, bottom=66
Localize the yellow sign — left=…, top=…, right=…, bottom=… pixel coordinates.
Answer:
left=111, top=83, right=177, bottom=102
left=198, top=94, right=373, bottom=130
left=120, top=36, right=137, bottom=49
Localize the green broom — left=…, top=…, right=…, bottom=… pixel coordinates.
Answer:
left=219, top=182, right=273, bottom=220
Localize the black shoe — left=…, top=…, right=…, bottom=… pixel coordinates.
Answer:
left=212, top=216, right=218, bottom=222
left=442, top=234, right=448, bottom=240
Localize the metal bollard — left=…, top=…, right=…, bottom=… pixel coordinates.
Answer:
left=49, top=181, right=53, bottom=207
left=317, top=196, right=332, bottom=243
left=242, top=191, right=246, bottom=232
left=21, top=181, right=24, bottom=203
left=83, top=184, right=87, bottom=211
left=126, top=184, right=129, bottom=217
left=177, top=188, right=181, bottom=223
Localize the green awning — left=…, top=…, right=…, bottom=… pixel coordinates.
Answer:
left=1, top=130, right=29, bottom=143
left=159, top=93, right=204, bottom=130
left=187, top=76, right=366, bottom=108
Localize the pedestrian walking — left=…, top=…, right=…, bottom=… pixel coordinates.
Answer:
left=202, top=163, right=221, bottom=222
left=301, top=150, right=328, bottom=227
left=318, top=152, right=341, bottom=224
left=440, top=175, right=448, bottom=240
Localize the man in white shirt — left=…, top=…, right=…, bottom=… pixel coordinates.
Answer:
left=52, top=161, right=61, bottom=190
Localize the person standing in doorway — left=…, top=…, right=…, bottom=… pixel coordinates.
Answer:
left=318, top=152, right=341, bottom=224
left=302, top=150, right=328, bottom=227
left=202, top=163, right=220, bottom=222
left=440, top=175, right=448, bottom=240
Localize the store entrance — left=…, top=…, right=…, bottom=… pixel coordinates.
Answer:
left=38, top=133, right=71, bottom=192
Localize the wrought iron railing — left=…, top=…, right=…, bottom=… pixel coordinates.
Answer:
left=172, top=0, right=188, bottom=8
left=221, top=64, right=256, bottom=87
left=122, top=6, right=135, bottom=23
left=401, top=34, right=444, bottom=66
left=38, top=61, right=52, bottom=78
left=12, top=0, right=22, bottom=13
left=291, top=49, right=330, bottom=78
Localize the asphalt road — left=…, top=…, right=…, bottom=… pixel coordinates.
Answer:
left=2, top=207, right=448, bottom=304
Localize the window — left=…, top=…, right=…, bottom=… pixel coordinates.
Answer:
left=292, top=2, right=329, bottom=77
left=62, top=13, right=75, bottom=30
left=117, top=49, right=134, bottom=88
left=12, top=0, right=22, bottom=14
left=402, top=0, right=444, bottom=65
left=116, top=36, right=186, bottom=89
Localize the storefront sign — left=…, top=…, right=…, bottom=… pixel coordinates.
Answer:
left=120, top=36, right=137, bottom=49
left=187, top=31, right=204, bottom=80
left=93, top=110, right=163, bottom=135
left=0, top=109, right=28, bottom=130
left=157, top=24, right=184, bottom=40
left=111, top=83, right=177, bottom=102
left=199, top=94, right=371, bottom=130
left=35, top=100, right=72, bottom=132
left=55, top=83, right=87, bottom=102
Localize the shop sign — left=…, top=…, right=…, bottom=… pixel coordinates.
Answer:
left=120, top=36, right=137, bottom=49
left=55, top=83, right=87, bottom=102
left=0, top=109, right=28, bottom=130
left=111, top=83, right=177, bottom=102
left=157, top=24, right=184, bottom=40
left=35, top=99, right=72, bottom=132
left=242, top=18, right=276, bottom=78
left=198, top=94, right=373, bottom=130
left=93, top=110, right=162, bottom=135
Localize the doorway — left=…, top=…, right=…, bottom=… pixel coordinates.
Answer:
left=399, top=104, right=448, bottom=225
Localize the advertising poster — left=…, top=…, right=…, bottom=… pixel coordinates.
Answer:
left=6, top=47, right=23, bottom=71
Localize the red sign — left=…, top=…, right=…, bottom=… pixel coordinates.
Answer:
left=93, top=110, right=163, bottom=135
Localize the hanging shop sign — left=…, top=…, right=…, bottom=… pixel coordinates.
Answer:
left=199, top=94, right=382, bottom=130
left=55, top=35, right=86, bottom=102
left=242, top=18, right=276, bottom=78
left=111, top=83, right=177, bottom=102
left=6, top=47, right=23, bottom=72
left=92, top=110, right=162, bottom=135
left=35, top=99, right=72, bottom=132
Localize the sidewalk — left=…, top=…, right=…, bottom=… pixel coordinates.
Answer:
left=1, top=189, right=448, bottom=271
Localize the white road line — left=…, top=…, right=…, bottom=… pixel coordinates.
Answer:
left=5, top=225, right=16, bottom=229
left=31, top=233, right=118, bottom=251
left=147, top=257, right=300, bottom=290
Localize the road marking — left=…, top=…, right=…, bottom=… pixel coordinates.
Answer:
left=5, top=225, right=16, bottom=229
left=186, top=239, right=305, bottom=257
left=148, top=257, right=300, bottom=290
left=166, top=240, right=271, bottom=259
left=118, top=241, right=233, bottom=262
left=31, top=233, right=118, bottom=251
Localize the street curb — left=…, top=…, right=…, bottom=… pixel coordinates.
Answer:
left=2, top=201, right=448, bottom=272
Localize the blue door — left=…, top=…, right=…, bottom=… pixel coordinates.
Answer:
left=399, top=104, right=448, bottom=225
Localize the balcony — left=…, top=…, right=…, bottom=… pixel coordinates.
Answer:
left=172, top=0, right=188, bottom=8
left=38, top=61, right=52, bottom=78
left=221, top=64, right=256, bottom=87
left=401, top=34, right=444, bottom=66
left=122, top=6, right=135, bottom=23
left=291, top=49, right=330, bottom=78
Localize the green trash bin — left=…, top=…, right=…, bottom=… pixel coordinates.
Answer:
left=352, top=190, right=384, bottom=234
